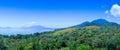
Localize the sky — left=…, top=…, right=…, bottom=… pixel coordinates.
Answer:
left=0, top=0, right=120, bottom=28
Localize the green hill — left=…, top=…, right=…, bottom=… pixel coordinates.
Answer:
left=0, top=19, right=120, bottom=50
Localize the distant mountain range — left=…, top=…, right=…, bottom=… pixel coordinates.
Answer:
left=72, top=19, right=119, bottom=28
left=0, top=25, right=56, bottom=35
left=0, top=19, right=119, bottom=35
left=56, top=19, right=119, bottom=30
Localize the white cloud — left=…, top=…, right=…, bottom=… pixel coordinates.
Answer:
left=21, top=21, right=37, bottom=26
left=27, top=22, right=37, bottom=26
left=105, top=10, right=109, bottom=14
left=110, top=4, right=120, bottom=17
left=29, top=22, right=37, bottom=25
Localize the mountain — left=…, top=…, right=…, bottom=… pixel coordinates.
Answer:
left=0, top=19, right=120, bottom=50
left=0, top=25, right=56, bottom=35
left=0, top=19, right=119, bottom=35
left=1, top=19, right=120, bottom=50
left=72, top=19, right=119, bottom=28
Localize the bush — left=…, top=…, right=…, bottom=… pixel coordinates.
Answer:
left=77, top=44, right=91, bottom=50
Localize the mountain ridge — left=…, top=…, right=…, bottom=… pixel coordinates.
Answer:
left=0, top=19, right=119, bottom=35
left=72, top=19, right=119, bottom=28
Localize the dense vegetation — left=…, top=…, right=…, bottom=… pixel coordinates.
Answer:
left=0, top=25, right=120, bottom=50
left=0, top=19, right=120, bottom=50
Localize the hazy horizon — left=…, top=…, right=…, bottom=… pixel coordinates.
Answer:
left=0, top=19, right=119, bottom=28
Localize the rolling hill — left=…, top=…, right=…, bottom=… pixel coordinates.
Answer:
left=0, top=19, right=120, bottom=50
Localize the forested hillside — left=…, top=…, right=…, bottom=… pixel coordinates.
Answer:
left=0, top=19, right=120, bottom=50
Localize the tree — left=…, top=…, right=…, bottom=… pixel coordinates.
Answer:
left=77, top=44, right=91, bottom=50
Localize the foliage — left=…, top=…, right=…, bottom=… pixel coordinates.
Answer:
left=0, top=25, right=120, bottom=50
left=77, top=44, right=91, bottom=50
left=53, top=28, right=77, bottom=36
left=60, top=47, right=70, bottom=50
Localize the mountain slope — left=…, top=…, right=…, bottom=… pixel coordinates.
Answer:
left=72, top=19, right=119, bottom=28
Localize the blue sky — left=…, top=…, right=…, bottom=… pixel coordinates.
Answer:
left=0, top=0, right=120, bottom=28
